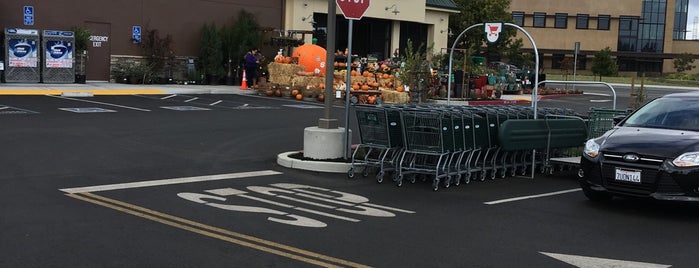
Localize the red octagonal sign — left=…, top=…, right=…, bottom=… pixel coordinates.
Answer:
left=336, top=0, right=370, bottom=20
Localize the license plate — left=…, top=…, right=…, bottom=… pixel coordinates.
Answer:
left=615, top=168, right=642, bottom=183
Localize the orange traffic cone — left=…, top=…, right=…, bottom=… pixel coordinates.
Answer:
left=241, top=69, right=248, bottom=90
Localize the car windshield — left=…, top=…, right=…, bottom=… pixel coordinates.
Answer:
left=623, top=97, right=699, bottom=131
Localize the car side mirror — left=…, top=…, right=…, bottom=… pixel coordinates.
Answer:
left=612, top=115, right=626, bottom=125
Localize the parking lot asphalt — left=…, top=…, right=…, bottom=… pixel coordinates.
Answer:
left=1, top=85, right=698, bottom=267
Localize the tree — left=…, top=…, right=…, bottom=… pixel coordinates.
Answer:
left=199, top=22, right=224, bottom=83
left=449, top=0, right=517, bottom=61
left=673, top=52, right=696, bottom=73
left=140, top=28, right=176, bottom=82
left=230, top=10, right=261, bottom=67
left=591, top=47, right=618, bottom=81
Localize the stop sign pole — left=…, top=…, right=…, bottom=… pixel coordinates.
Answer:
left=336, top=0, right=370, bottom=158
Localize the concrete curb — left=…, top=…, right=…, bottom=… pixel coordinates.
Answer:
left=276, top=151, right=353, bottom=173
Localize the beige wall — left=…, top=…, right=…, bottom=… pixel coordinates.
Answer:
left=510, top=0, right=642, bottom=16
left=286, top=0, right=456, bottom=56
left=510, top=0, right=641, bottom=51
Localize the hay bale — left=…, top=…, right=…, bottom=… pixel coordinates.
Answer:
left=268, top=62, right=304, bottom=86
left=380, top=89, right=410, bottom=104
left=291, top=75, right=325, bottom=88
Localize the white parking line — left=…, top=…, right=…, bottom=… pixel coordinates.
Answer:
left=210, top=100, right=222, bottom=106
left=59, top=170, right=282, bottom=193
left=46, top=95, right=151, bottom=112
left=484, top=188, right=581, bottom=205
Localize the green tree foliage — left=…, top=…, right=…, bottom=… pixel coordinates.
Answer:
left=230, top=10, right=261, bottom=65
left=449, top=0, right=517, bottom=59
left=673, top=52, right=696, bottom=73
left=140, top=28, right=176, bottom=78
left=591, top=47, right=618, bottom=80
left=199, top=22, right=224, bottom=78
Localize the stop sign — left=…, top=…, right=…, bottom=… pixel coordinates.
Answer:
left=336, top=0, right=370, bottom=20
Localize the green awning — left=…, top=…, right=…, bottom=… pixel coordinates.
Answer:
left=426, top=0, right=460, bottom=11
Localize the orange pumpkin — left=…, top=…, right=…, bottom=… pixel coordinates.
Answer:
left=291, top=89, right=299, bottom=96
left=361, top=84, right=370, bottom=91
left=319, top=83, right=325, bottom=89
left=295, top=94, right=303, bottom=100
left=368, top=95, right=376, bottom=104
left=395, top=86, right=404, bottom=92
left=351, top=84, right=360, bottom=91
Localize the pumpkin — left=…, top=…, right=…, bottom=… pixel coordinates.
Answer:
left=363, top=71, right=371, bottom=77
left=367, top=95, right=376, bottom=104
left=264, top=89, right=274, bottom=96
left=319, top=83, right=325, bottom=89
left=382, top=73, right=390, bottom=79
left=317, top=94, right=325, bottom=102
left=361, top=84, right=370, bottom=91
left=274, top=89, right=282, bottom=96
left=351, top=84, right=360, bottom=91
left=296, top=94, right=303, bottom=100
left=395, top=86, right=404, bottom=92
left=274, top=54, right=285, bottom=63
left=291, top=89, right=299, bottom=96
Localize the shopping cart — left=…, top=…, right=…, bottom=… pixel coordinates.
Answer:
left=349, top=105, right=404, bottom=183
left=587, top=108, right=631, bottom=139
left=396, top=108, right=453, bottom=191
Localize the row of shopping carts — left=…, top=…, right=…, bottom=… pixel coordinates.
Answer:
left=348, top=104, right=587, bottom=191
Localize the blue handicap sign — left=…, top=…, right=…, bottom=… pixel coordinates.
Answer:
left=132, top=26, right=142, bottom=44
left=23, top=6, right=34, bottom=25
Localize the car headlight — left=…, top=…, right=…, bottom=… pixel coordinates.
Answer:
left=584, top=139, right=600, bottom=158
left=673, top=152, right=699, bottom=167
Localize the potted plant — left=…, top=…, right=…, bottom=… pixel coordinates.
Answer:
left=71, top=26, right=91, bottom=84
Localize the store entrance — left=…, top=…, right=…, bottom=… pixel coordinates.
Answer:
left=313, top=15, right=392, bottom=60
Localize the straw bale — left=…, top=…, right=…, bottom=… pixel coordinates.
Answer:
left=268, top=62, right=304, bottom=86
left=291, top=75, right=325, bottom=88
left=380, top=89, right=410, bottom=104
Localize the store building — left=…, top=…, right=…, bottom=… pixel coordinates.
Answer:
left=0, top=0, right=458, bottom=82
left=509, top=0, right=699, bottom=75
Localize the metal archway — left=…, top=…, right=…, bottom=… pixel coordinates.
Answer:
left=447, top=23, right=541, bottom=118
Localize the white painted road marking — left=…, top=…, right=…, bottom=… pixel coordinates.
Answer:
left=179, top=183, right=415, bottom=228
left=47, top=95, right=152, bottom=112
left=59, top=170, right=282, bottom=194
left=590, top=99, right=612, bottom=103
left=210, top=100, right=222, bottom=106
left=541, top=252, right=672, bottom=268
left=160, top=94, right=177, bottom=99
left=484, top=188, right=581, bottom=205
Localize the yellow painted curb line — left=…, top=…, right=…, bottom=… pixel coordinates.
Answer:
left=0, top=89, right=167, bottom=95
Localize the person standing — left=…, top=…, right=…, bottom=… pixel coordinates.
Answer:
left=244, top=48, right=259, bottom=86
